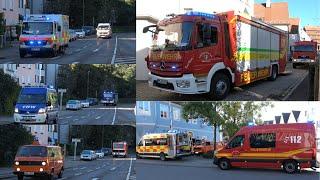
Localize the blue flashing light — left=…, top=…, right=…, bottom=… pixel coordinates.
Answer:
left=46, top=17, right=50, bottom=21
left=37, top=41, right=42, bottom=45
left=152, top=64, right=157, bottom=68
left=30, top=41, right=34, bottom=45
left=185, top=11, right=216, bottom=19
left=172, top=66, right=177, bottom=69
left=248, top=122, right=254, bottom=126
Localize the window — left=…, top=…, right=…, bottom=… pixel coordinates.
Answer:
left=160, top=104, right=169, bottom=119
left=196, top=24, right=218, bottom=48
left=172, top=107, right=180, bottom=121
left=250, top=133, right=276, bottom=148
left=40, top=76, right=44, bottom=83
left=9, top=0, right=13, bottom=11
left=227, top=135, right=244, bottom=149
left=145, top=138, right=168, bottom=146
left=137, top=101, right=150, bottom=116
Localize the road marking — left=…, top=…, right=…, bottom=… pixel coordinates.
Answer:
left=75, top=49, right=81, bottom=52
left=126, top=158, right=133, bottom=180
left=74, top=173, right=83, bottom=176
left=87, top=169, right=94, bottom=173
left=110, top=167, right=116, bottom=171
left=95, top=116, right=101, bottom=120
left=79, top=167, right=87, bottom=170
left=50, top=56, right=61, bottom=60
left=66, top=116, right=72, bottom=119
left=92, top=178, right=100, bottom=180
left=96, top=167, right=101, bottom=170
left=111, top=36, right=118, bottom=64
left=93, top=48, right=99, bottom=53
left=73, top=118, right=79, bottom=121
left=112, top=107, right=117, bottom=125
left=72, top=61, right=79, bottom=64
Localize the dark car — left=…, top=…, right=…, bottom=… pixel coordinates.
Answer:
left=82, top=26, right=96, bottom=35
left=101, top=147, right=112, bottom=156
left=86, top=98, right=98, bottom=106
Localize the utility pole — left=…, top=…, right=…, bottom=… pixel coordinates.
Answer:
left=87, top=70, right=90, bottom=98
left=82, top=0, right=85, bottom=27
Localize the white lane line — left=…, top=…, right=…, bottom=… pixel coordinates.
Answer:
left=66, top=116, right=72, bottom=119
left=74, top=173, right=83, bottom=176
left=72, top=61, right=79, bottom=64
left=59, top=177, right=68, bottom=180
left=111, top=36, right=118, bottom=64
left=96, top=167, right=101, bottom=170
left=110, top=167, right=116, bottom=171
left=87, top=169, right=94, bottom=173
left=75, top=49, right=81, bottom=52
left=111, top=107, right=117, bottom=125
left=73, top=118, right=79, bottom=121
left=93, top=48, right=99, bottom=53
left=79, top=167, right=87, bottom=170
left=95, top=116, right=101, bottom=120
left=50, top=56, right=61, bottom=60
left=126, top=158, right=133, bottom=180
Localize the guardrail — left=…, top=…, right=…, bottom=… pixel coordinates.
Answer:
left=309, top=56, right=320, bottom=100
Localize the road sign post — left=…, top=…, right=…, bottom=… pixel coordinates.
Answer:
left=72, top=138, right=81, bottom=161
left=58, top=89, right=67, bottom=111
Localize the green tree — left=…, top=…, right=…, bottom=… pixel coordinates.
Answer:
left=182, top=102, right=224, bottom=151
left=0, top=70, right=21, bottom=115
left=0, top=125, right=34, bottom=166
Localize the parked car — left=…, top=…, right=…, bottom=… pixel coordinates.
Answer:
left=69, top=29, right=77, bottom=41
left=66, top=100, right=82, bottom=110
left=87, top=98, right=98, bottom=106
left=80, top=100, right=90, bottom=108
left=82, top=26, right=96, bottom=35
left=101, top=147, right=112, bottom=156
left=75, top=29, right=85, bottom=38
left=95, top=150, right=104, bottom=158
left=80, top=150, right=96, bottom=161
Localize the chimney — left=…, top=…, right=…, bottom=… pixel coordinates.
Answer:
left=266, top=0, right=271, bottom=8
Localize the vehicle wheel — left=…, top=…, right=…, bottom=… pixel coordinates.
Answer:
left=17, top=175, right=24, bottom=180
left=268, top=65, right=278, bottom=81
left=19, top=51, right=26, bottom=58
left=136, top=153, right=141, bottom=159
left=293, top=64, right=297, bottom=69
left=209, top=73, right=230, bottom=100
left=283, top=160, right=298, bottom=174
left=218, top=158, right=231, bottom=170
left=159, top=153, right=166, bottom=161
left=58, top=168, right=63, bottom=178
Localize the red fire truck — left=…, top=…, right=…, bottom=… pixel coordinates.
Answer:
left=291, top=41, right=317, bottom=68
left=144, top=11, right=288, bottom=100
left=112, top=141, right=128, bottom=158
left=214, top=123, right=317, bottom=173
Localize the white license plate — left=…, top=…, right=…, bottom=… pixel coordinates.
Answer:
left=157, top=79, right=168, bottom=85
left=31, top=48, right=40, bottom=51
left=25, top=172, right=34, bottom=175
left=23, top=117, right=34, bottom=121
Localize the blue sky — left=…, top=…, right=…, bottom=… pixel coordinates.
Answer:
left=255, top=0, right=320, bottom=27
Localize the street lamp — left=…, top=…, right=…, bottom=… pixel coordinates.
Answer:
left=86, top=70, right=90, bottom=98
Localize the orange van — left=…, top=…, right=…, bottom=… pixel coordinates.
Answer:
left=13, top=143, right=64, bottom=180
left=214, top=123, right=317, bottom=173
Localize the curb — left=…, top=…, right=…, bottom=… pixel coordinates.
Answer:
left=281, top=71, right=309, bottom=100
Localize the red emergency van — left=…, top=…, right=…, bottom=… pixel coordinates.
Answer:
left=214, top=123, right=317, bottom=173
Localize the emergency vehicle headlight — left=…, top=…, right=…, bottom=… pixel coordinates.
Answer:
left=176, top=80, right=190, bottom=88
left=42, top=161, right=46, bottom=166
left=311, top=59, right=315, bottom=62
left=40, top=168, right=43, bottom=172
left=293, top=59, right=297, bottom=62
left=38, top=108, right=46, bottom=114
left=14, top=108, right=19, bottom=113
left=15, top=161, right=19, bottom=165
left=17, top=168, right=20, bottom=172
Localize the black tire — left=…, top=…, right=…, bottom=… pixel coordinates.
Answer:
left=218, top=158, right=231, bottom=170
left=19, top=51, right=26, bottom=58
left=17, top=175, right=24, bottom=180
left=209, top=73, right=230, bottom=100
left=159, top=153, right=166, bottom=161
left=283, top=160, right=298, bottom=174
left=293, top=64, right=297, bottom=69
left=58, top=168, right=63, bottom=178
left=268, top=65, right=278, bottom=81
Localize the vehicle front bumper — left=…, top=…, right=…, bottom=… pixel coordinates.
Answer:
left=292, top=58, right=315, bottom=64
left=13, top=166, right=50, bottom=177
left=80, top=156, right=92, bottom=160
left=148, top=73, right=207, bottom=94
left=14, top=113, right=47, bottom=123
left=19, top=45, right=54, bottom=54
left=101, top=100, right=115, bottom=104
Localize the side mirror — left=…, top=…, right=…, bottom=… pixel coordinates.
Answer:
left=47, top=101, right=52, bottom=106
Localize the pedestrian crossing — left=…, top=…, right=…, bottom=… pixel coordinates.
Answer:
left=114, top=56, right=136, bottom=64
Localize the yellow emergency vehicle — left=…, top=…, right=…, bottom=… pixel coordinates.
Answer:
left=136, top=131, right=193, bottom=160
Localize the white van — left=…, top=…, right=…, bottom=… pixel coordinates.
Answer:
left=96, top=23, right=112, bottom=38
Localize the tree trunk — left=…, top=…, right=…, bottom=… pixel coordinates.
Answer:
left=213, top=123, right=217, bottom=151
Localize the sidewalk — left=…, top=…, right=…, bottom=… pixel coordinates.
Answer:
left=0, top=115, right=13, bottom=125
left=0, top=167, right=14, bottom=179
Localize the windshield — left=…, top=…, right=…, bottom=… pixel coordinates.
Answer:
left=75, top=29, right=83, bottom=32
left=17, top=146, right=47, bottom=157
left=17, top=94, right=46, bottom=104
left=82, top=150, right=91, bottom=154
left=293, top=45, right=314, bottom=52
left=22, top=22, right=53, bottom=35
left=98, top=25, right=110, bottom=30
left=103, top=93, right=113, bottom=98
left=153, top=22, right=193, bottom=51
left=67, top=100, right=77, bottom=104
left=113, top=143, right=124, bottom=149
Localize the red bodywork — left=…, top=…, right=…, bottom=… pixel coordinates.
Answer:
left=291, top=41, right=317, bottom=61
left=146, top=11, right=287, bottom=86
left=215, top=123, right=317, bottom=170
left=112, top=141, right=128, bottom=157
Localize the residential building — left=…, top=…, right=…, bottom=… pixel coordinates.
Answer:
left=45, top=64, right=59, bottom=88
left=0, top=0, right=30, bottom=26
left=137, top=0, right=254, bottom=80
left=136, top=101, right=222, bottom=144
left=0, top=64, right=45, bottom=86
left=30, top=0, right=45, bottom=14
left=24, top=125, right=58, bottom=145
left=304, top=26, right=320, bottom=51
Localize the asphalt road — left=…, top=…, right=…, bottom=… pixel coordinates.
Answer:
left=136, top=62, right=309, bottom=101
left=2, top=156, right=136, bottom=180
left=0, top=33, right=135, bottom=64
left=0, top=103, right=135, bottom=126
left=136, top=156, right=319, bottom=180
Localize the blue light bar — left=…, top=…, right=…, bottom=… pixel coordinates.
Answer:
left=248, top=122, right=254, bottom=126
left=30, top=41, right=34, bottom=45
left=185, top=11, right=216, bottom=19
